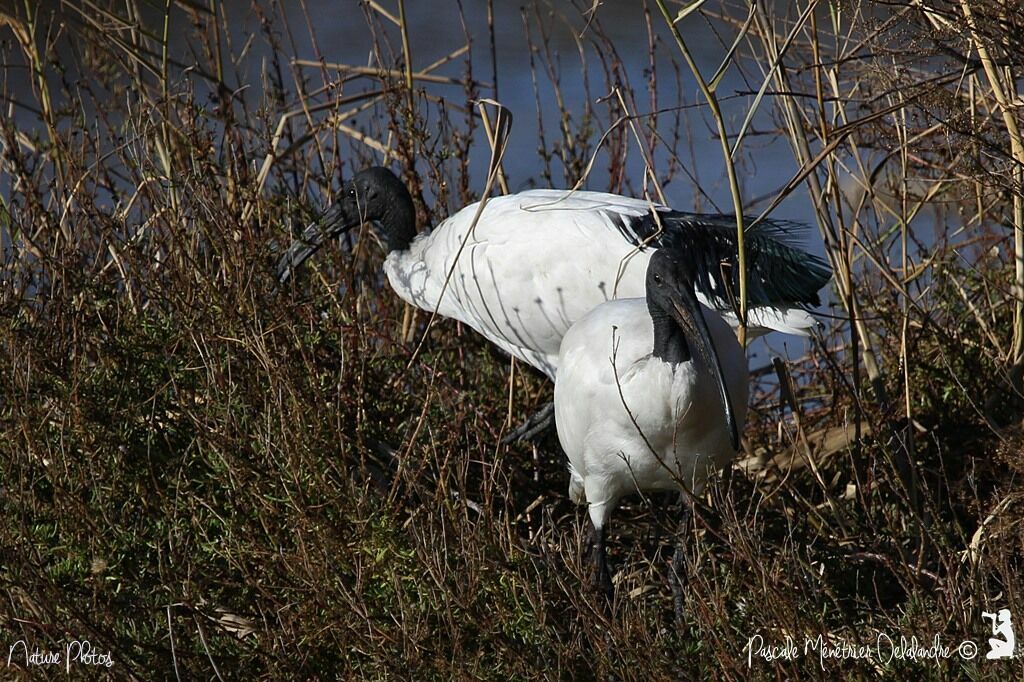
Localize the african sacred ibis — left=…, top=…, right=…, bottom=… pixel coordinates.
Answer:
left=554, top=248, right=747, bottom=608
left=276, top=167, right=830, bottom=383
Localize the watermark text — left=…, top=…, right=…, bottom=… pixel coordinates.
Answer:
left=7, top=639, right=114, bottom=673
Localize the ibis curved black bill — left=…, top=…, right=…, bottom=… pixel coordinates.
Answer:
left=275, top=203, right=357, bottom=285
left=667, top=282, right=741, bottom=451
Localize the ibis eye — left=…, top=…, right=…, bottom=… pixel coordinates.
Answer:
left=653, top=273, right=663, bottom=284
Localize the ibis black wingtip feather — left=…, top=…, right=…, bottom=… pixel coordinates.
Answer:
left=612, top=210, right=832, bottom=312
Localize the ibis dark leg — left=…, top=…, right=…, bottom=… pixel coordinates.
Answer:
left=585, top=519, right=614, bottom=605
left=502, top=402, right=555, bottom=444
left=669, top=497, right=693, bottom=625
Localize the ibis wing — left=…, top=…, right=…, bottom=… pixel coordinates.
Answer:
left=605, top=209, right=833, bottom=311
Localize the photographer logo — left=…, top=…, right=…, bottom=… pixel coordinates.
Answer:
left=982, top=609, right=1015, bottom=660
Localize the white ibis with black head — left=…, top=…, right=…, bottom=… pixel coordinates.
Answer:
left=553, top=248, right=747, bottom=611
left=276, top=167, right=822, bottom=434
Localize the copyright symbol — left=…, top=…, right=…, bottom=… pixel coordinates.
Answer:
left=959, top=640, right=978, bottom=660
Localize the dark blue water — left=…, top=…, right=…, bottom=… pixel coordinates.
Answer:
left=226, top=0, right=831, bottom=366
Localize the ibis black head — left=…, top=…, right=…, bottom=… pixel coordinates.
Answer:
left=646, top=249, right=741, bottom=450
left=645, top=249, right=698, bottom=318
left=276, top=167, right=416, bottom=284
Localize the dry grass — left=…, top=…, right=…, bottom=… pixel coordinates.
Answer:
left=1, top=0, right=1023, bottom=679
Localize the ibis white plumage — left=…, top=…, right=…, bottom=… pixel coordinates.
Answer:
left=553, top=248, right=748, bottom=608
left=276, top=167, right=830, bottom=382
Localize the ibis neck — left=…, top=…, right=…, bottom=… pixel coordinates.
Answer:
left=650, top=301, right=692, bottom=366
left=379, top=188, right=417, bottom=254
